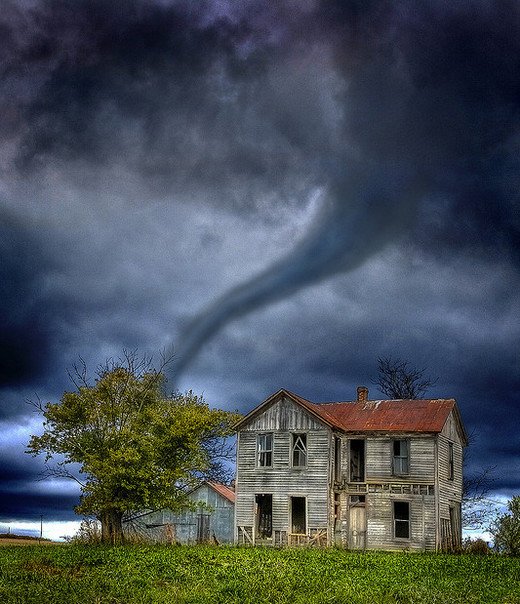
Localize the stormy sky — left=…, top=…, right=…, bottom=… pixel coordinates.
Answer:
left=1, top=0, right=519, bottom=538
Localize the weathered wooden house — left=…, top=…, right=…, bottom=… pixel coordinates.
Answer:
left=235, top=387, right=467, bottom=551
left=124, top=481, right=235, bottom=544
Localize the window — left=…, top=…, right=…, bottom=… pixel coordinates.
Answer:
left=334, top=436, right=342, bottom=482
left=349, top=439, right=365, bottom=482
left=393, top=440, right=409, bottom=475
left=448, top=442, right=454, bottom=480
left=257, top=433, right=273, bottom=467
left=292, top=433, right=307, bottom=467
left=393, top=501, right=410, bottom=539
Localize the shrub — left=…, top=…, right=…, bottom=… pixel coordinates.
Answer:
left=491, top=496, right=520, bottom=555
left=69, top=519, right=102, bottom=544
left=463, top=538, right=491, bottom=555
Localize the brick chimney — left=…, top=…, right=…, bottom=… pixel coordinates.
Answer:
left=357, top=386, right=369, bottom=403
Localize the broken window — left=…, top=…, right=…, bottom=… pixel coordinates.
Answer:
left=257, top=433, right=273, bottom=467
left=349, top=439, right=365, bottom=482
left=292, top=433, right=307, bottom=467
left=393, top=439, right=409, bottom=475
left=448, top=442, right=454, bottom=480
left=393, top=501, right=410, bottom=539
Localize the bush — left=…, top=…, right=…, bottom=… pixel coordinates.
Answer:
left=68, top=519, right=102, bottom=544
left=463, top=538, right=491, bottom=555
left=491, top=496, right=520, bottom=555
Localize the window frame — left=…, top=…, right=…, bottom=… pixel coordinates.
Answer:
left=392, top=439, right=410, bottom=476
left=257, top=432, right=273, bottom=468
left=393, top=500, right=411, bottom=540
left=291, top=433, right=307, bottom=468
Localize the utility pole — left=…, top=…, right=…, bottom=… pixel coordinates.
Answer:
left=40, top=515, right=43, bottom=543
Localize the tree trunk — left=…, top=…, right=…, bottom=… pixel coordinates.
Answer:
left=100, top=509, right=124, bottom=544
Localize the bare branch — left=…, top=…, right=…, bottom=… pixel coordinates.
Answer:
left=26, top=394, right=46, bottom=414
left=373, top=356, right=437, bottom=399
left=38, top=464, right=86, bottom=488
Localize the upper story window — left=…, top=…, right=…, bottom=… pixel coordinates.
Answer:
left=393, top=501, right=410, bottom=539
left=291, top=433, right=307, bottom=467
left=349, top=439, right=365, bottom=482
left=257, top=433, right=273, bottom=467
left=392, top=439, right=409, bottom=475
left=334, top=436, right=342, bottom=482
left=448, top=442, right=454, bottom=480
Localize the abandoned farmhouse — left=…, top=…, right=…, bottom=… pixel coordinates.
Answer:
left=234, top=387, right=467, bottom=551
left=124, top=386, right=467, bottom=550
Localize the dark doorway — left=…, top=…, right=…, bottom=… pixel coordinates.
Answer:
left=196, top=514, right=210, bottom=543
left=255, top=494, right=273, bottom=538
left=349, top=439, right=365, bottom=482
left=290, top=496, right=307, bottom=534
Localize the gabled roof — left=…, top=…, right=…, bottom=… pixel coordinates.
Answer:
left=237, top=388, right=468, bottom=445
left=235, top=388, right=335, bottom=430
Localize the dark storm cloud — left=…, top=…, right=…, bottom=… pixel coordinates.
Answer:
left=3, top=0, right=517, bottom=378
left=176, top=0, right=520, bottom=373
left=0, top=433, right=80, bottom=521
left=2, top=0, right=316, bottom=210
left=0, top=489, right=79, bottom=522
left=0, top=208, right=55, bottom=386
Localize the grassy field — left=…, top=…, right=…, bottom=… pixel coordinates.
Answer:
left=0, top=545, right=519, bottom=604
left=0, top=534, right=57, bottom=546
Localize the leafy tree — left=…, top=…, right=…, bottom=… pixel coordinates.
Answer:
left=491, top=496, right=520, bottom=555
left=27, top=351, right=240, bottom=544
left=373, top=356, right=437, bottom=399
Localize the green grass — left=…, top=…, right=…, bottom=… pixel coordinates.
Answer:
left=0, top=545, right=519, bottom=603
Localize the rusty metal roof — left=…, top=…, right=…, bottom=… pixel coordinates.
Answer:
left=273, top=389, right=465, bottom=439
left=311, top=398, right=457, bottom=433
left=207, top=481, right=235, bottom=504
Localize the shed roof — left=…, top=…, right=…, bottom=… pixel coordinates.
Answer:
left=207, top=481, right=235, bottom=504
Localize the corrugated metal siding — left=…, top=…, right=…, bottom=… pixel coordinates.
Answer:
left=125, top=484, right=235, bottom=544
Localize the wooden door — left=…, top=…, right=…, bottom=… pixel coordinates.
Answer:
left=196, top=513, right=210, bottom=543
left=348, top=498, right=366, bottom=549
